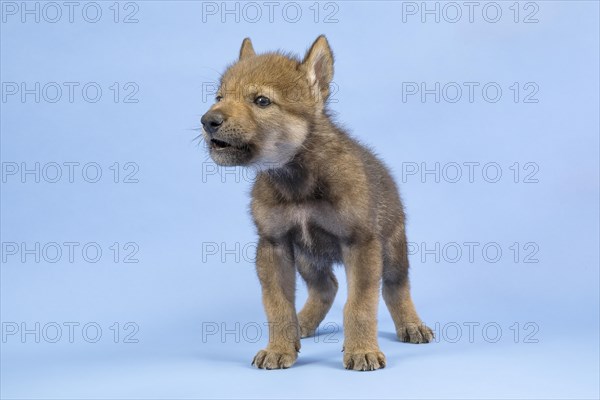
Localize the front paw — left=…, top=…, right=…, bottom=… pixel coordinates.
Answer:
left=397, top=322, right=434, bottom=344
left=252, top=349, right=298, bottom=369
left=343, top=350, right=386, bottom=371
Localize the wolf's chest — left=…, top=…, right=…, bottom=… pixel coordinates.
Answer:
left=270, top=203, right=345, bottom=263
left=288, top=208, right=328, bottom=246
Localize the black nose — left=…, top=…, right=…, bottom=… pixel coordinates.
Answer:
left=201, top=111, right=225, bottom=135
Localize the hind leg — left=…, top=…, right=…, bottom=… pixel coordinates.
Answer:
left=383, top=231, right=434, bottom=344
left=296, top=253, right=338, bottom=338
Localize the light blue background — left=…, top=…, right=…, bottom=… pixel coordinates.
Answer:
left=1, top=1, right=598, bottom=398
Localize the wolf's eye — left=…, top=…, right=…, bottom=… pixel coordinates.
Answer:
left=215, top=95, right=222, bottom=102
left=254, top=96, right=271, bottom=107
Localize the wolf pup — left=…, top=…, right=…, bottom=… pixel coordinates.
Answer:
left=201, top=36, right=433, bottom=371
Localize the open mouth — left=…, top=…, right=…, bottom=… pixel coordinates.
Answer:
left=207, top=137, right=253, bottom=165
left=210, top=138, right=232, bottom=150
left=210, top=138, right=250, bottom=153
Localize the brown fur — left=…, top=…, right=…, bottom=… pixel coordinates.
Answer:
left=201, top=36, right=433, bottom=371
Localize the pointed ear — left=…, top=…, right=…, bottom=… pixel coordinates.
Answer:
left=302, top=35, right=334, bottom=100
left=239, top=37, right=255, bottom=60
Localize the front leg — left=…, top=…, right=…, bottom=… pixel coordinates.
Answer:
left=251, top=237, right=300, bottom=369
left=342, top=238, right=386, bottom=371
